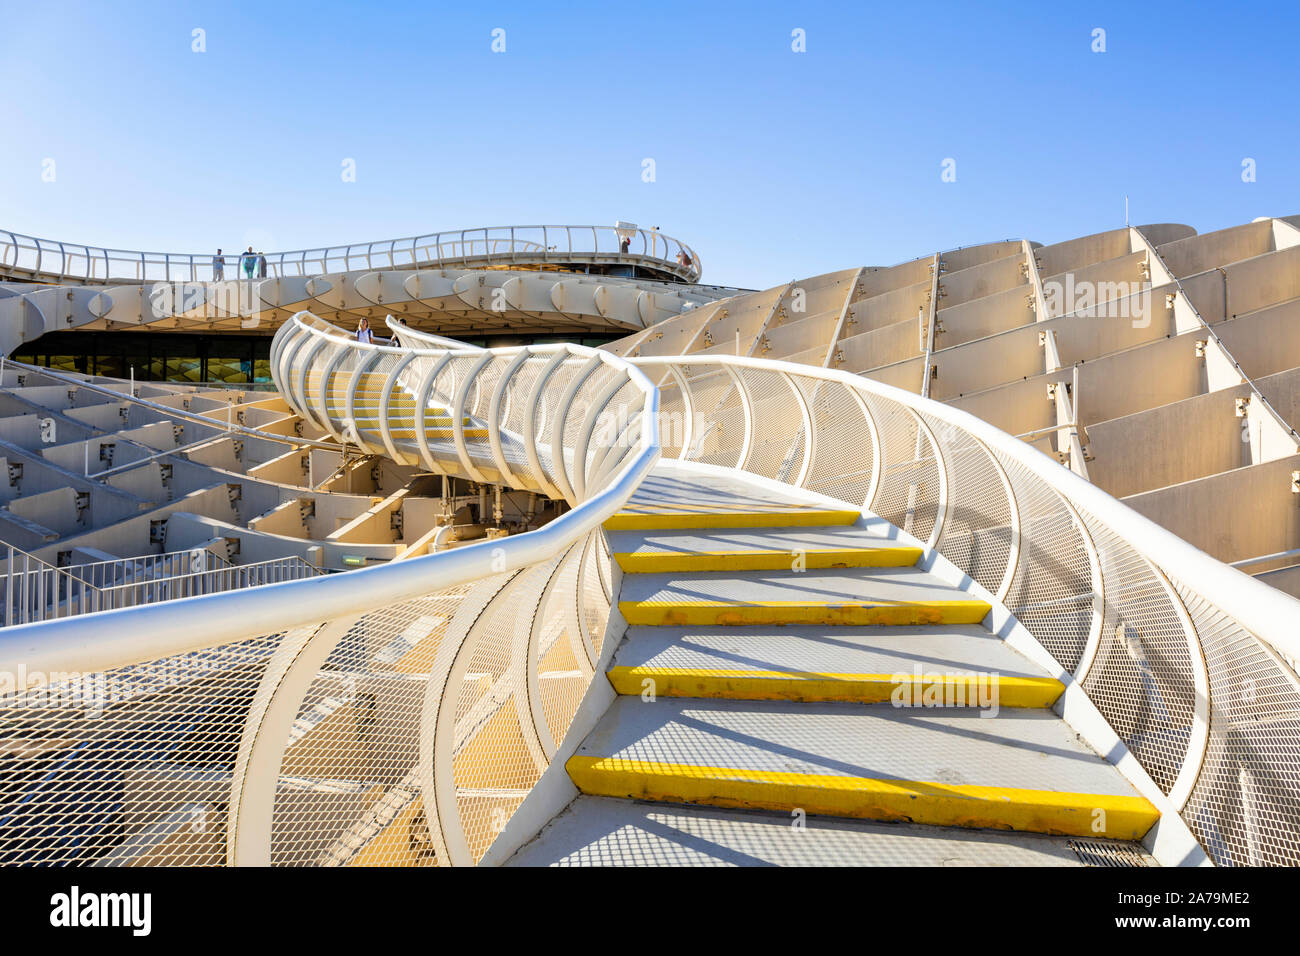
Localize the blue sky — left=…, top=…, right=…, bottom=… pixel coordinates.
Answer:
left=1, top=0, right=1297, bottom=289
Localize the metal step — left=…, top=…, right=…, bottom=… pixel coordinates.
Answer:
left=507, top=796, right=1156, bottom=867
left=618, top=566, right=991, bottom=627
left=567, top=697, right=1158, bottom=839
left=606, top=624, right=1063, bottom=705
left=607, top=524, right=921, bottom=573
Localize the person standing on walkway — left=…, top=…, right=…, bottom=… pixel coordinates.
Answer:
left=212, top=248, right=225, bottom=280
left=356, top=317, right=374, bottom=344
left=242, top=246, right=256, bottom=280
left=257, top=251, right=267, bottom=278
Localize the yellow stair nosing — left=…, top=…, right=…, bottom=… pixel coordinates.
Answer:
left=603, top=509, right=861, bottom=531
left=617, top=599, right=991, bottom=627
left=565, top=755, right=1159, bottom=840
left=605, top=666, right=1064, bottom=707
left=613, top=547, right=921, bottom=573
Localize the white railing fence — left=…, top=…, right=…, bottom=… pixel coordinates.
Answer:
left=1, top=545, right=321, bottom=626
left=0, top=224, right=701, bottom=285
left=629, top=353, right=1300, bottom=868
left=0, top=313, right=657, bottom=866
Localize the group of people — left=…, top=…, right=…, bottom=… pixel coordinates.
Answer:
left=210, top=246, right=267, bottom=280
left=614, top=228, right=694, bottom=271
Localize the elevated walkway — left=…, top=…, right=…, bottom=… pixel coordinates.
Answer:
left=0, top=224, right=702, bottom=285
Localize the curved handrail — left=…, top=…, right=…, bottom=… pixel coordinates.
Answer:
left=385, top=316, right=475, bottom=351
left=0, top=224, right=702, bottom=285
left=630, top=351, right=1300, bottom=866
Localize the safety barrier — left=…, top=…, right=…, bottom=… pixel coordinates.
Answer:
left=0, top=224, right=701, bottom=285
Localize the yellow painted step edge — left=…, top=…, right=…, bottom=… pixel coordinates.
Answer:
left=565, top=756, right=1159, bottom=840
left=367, top=429, right=490, bottom=439
left=618, top=598, right=991, bottom=627
left=606, top=666, right=1064, bottom=707
left=614, top=547, right=921, bottom=573
left=603, top=509, right=861, bottom=531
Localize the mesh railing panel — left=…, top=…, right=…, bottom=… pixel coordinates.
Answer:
left=863, top=397, right=940, bottom=543
left=738, top=368, right=806, bottom=482
left=801, top=380, right=875, bottom=508
left=994, top=457, right=1095, bottom=669
left=449, top=568, right=547, bottom=864
left=1173, top=581, right=1300, bottom=866
left=926, top=424, right=1014, bottom=596
left=269, top=591, right=465, bottom=866
left=0, top=631, right=291, bottom=866
left=1076, top=515, right=1197, bottom=795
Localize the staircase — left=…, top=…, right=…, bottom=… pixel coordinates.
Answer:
left=509, top=468, right=1160, bottom=865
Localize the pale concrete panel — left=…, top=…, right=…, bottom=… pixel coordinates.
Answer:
left=927, top=324, right=1047, bottom=399
left=774, top=270, right=859, bottom=326
left=621, top=305, right=714, bottom=359
left=858, top=355, right=925, bottom=394
left=936, top=284, right=1035, bottom=348
left=1035, top=228, right=1133, bottom=279
left=1215, top=299, right=1300, bottom=383
left=938, top=251, right=1026, bottom=309
left=1123, top=453, right=1300, bottom=564
left=1221, top=245, right=1300, bottom=317
left=1255, top=367, right=1300, bottom=432
left=1048, top=297, right=1178, bottom=366
left=1157, top=220, right=1274, bottom=278
left=948, top=377, right=1057, bottom=441
left=762, top=309, right=840, bottom=359
left=941, top=241, right=1023, bottom=273
left=838, top=317, right=921, bottom=372
left=1137, top=223, right=1197, bottom=246
left=1176, top=268, right=1228, bottom=324
left=924, top=301, right=1177, bottom=402
left=687, top=287, right=783, bottom=356
left=1072, top=335, right=1204, bottom=425
left=847, top=279, right=929, bottom=335
left=1040, top=251, right=1149, bottom=319
left=858, top=259, right=932, bottom=297
left=1086, top=384, right=1249, bottom=499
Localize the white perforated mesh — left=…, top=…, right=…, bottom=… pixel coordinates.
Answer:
left=0, top=632, right=289, bottom=866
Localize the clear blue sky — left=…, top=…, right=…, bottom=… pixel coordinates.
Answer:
left=1, top=0, right=1296, bottom=289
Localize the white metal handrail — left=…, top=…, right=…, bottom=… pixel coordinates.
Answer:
left=629, top=351, right=1300, bottom=867
left=385, top=316, right=477, bottom=352
left=0, top=224, right=701, bottom=285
